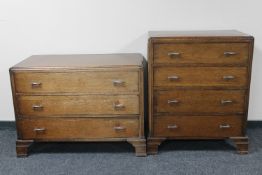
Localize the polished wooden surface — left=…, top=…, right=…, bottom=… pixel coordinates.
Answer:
left=154, top=43, right=249, bottom=64
left=149, top=30, right=252, bottom=38
left=147, top=30, right=254, bottom=154
left=153, top=116, right=243, bottom=137
left=155, top=90, right=245, bottom=114
left=18, top=95, right=139, bottom=116
left=17, top=118, right=139, bottom=139
left=11, top=54, right=144, bottom=69
left=14, top=71, right=139, bottom=93
left=10, top=54, right=146, bottom=157
left=154, top=67, right=247, bottom=88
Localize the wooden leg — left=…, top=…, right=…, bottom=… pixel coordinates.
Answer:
left=16, top=140, right=34, bottom=157
left=230, top=136, right=249, bottom=154
left=147, top=137, right=166, bottom=155
left=127, top=138, right=147, bottom=157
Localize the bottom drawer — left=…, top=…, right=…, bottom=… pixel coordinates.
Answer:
left=153, top=116, right=244, bottom=138
left=17, top=118, right=139, bottom=140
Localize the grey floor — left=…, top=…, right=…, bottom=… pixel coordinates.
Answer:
left=0, top=124, right=262, bottom=175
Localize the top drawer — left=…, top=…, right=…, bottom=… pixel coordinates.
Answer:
left=153, top=43, right=249, bottom=64
left=13, top=71, right=139, bottom=93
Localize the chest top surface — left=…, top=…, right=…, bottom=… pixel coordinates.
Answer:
left=148, top=30, right=253, bottom=39
left=11, top=53, right=144, bottom=70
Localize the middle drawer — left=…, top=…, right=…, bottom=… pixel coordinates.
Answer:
left=154, top=67, right=247, bottom=87
left=17, top=95, right=139, bottom=116
left=155, top=90, right=245, bottom=114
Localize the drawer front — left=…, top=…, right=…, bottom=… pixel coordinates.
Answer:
left=18, top=95, right=139, bottom=116
left=14, top=71, right=139, bottom=93
left=17, top=118, right=139, bottom=139
left=155, top=90, right=245, bottom=114
left=154, top=43, right=249, bottom=64
left=153, top=116, right=243, bottom=137
left=154, top=67, right=247, bottom=87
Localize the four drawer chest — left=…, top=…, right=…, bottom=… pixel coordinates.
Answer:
left=10, top=30, right=255, bottom=156
left=10, top=54, right=146, bottom=157
left=147, top=30, right=254, bottom=154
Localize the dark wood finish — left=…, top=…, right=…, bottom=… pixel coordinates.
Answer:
left=154, top=43, right=249, bottom=64
left=148, top=30, right=254, bottom=154
left=14, top=71, right=139, bottom=93
left=17, top=95, right=139, bottom=116
left=12, top=54, right=143, bottom=69
left=16, top=140, right=33, bottom=157
left=154, top=67, right=247, bottom=88
left=153, top=116, right=243, bottom=137
left=155, top=90, right=245, bottom=114
left=10, top=54, right=146, bottom=157
left=127, top=139, right=147, bottom=156
left=147, top=137, right=166, bottom=155
left=17, top=118, right=139, bottom=139
left=231, top=136, right=249, bottom=154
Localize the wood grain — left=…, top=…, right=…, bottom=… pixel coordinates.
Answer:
left=154, top=67, right=247, bottom=88
left=153, top=115, right=243, bottom=137
left=17, top=95, right=139, bottom=116
left=147, top=30, right=254, bottom=154
left=155, top=90, right=246, bottom=114
left=14, top=71, right=139, bottom=93
left=17, top=118, right=139, bottom=140
left=154, top=43, right=249, bottom=64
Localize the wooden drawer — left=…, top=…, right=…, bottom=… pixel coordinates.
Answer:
left=17, top=118, right=139, bottom=140
left=17, top=95, right=139, bottom=116
left=14, top=71, right=139, bottom=93
left=155, top=90, right=245, bottom=114
left=153, top=43, right=249, bottom=64
left=153, top=116, right=243, bottom=137
left=154, top=67, right=247, bottom=87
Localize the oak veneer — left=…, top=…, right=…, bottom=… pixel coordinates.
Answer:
left=10, top=54, right=146, bottom=157
left=147, top=30, right=254, bottom=154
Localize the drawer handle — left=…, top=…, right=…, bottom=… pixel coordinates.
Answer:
left=224, top=51, right=237, bottom=56
left=112, top=80, right=125, bottom=86
left=168, top=76, right=180, bottom=81
left=114, top=126, right=126, bottom=131
left=223, top=75, right=235, bottom=80
left=113, top=103, right=125, bottom=110
left=31, top=82, right=42, bottom=88
left=221, top=99, right=233, bottom=104
left=168, top=99, right=180, bottom=104
left=168, top=52, right=181, bottom=57
left=219, top=124, right=231, bottom=129
left=34, top=128, right=46, bottom=132
left=167, top=125, right=178, bottom=129
left=32, top=105, right=44, bottom=111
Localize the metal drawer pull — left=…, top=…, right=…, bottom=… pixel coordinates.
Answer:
left=167, top=125, right=178, bottom=129
left=168, top=99, right=179, bottom=104
left=113, top=103, right=125, bottom=110
left=32, top=105, right=44, bottom=111
left=223, top=75, right=235, bottom=80
left=112, top=80, right=125, bottom=86
left=114, top=126, right=126, bottom=130
left=168, top=76, right=180, bottom=81
left=168, top=52, right=181, bottom=57
left=31, top=82, right=42, bottom=88
left=221, top=100, right=233, bottom=104
left=224, top=51, right=237, bottom=56
left=34, top=128, right=46, bottom=132
left=219, top=124, right=231, bottom=129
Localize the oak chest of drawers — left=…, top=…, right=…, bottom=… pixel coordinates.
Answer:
left=10, top=54, right=146, bottom=157
left=147, top=30, right=254, bottom=154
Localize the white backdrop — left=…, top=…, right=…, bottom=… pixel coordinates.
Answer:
left=0, top=0, right=261, bottom=121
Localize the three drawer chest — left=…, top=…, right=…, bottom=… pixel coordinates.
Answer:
left=10, top=54, right=146, bottom=157
left=147, top=30, right=254, bottom=154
